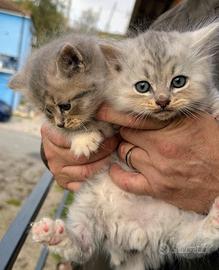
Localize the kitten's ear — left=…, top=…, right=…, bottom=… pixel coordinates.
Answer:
left=8, top=70, right=27, bottom=91
left=190, top=22, right=219, bottom=54
left=56, top=43, right=85, bottom=77
left=100, top=44, right=122, bottom=72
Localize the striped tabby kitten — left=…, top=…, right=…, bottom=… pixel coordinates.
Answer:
left=10, top=24, right=219, bottom=270
left=9, top=34, right=113, bottom=157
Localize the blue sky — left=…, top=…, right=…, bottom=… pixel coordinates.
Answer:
left=70, top=0, right=136, bottom=34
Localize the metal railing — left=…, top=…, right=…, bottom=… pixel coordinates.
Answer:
left=0, top=170, right=69, bottom=270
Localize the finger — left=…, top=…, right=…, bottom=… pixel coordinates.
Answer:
left=118, top=141, right=179, bottom=187
left=61, top=155, right=111, bottom=181
left=117, top=141, right=137, bottom=169
left=54, top=174, right=80, bottom=190
left=118, top=142, right=151, bottom=169
left=119, top=128, right=158, bottom=151
left=118, top=142, right=136, bottom=161
left=41, top=122, right=71, bottom=148
left=43, top=135, right=120, bottom=166
left=55, top=175, right=82, bottom=191
left=109, top=164, right=154, bottom=195
left=96, top=104, right=169, bottom=129
left=118, top=128, right=153, bottom=154
left=66, top=182, right=82, bottom=192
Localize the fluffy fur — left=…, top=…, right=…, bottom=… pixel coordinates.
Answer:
left=105, top=23, right=219, bottom=121
left=11, top=23, right=219, bottom=270
left=9, top=34, right=114, bottom=156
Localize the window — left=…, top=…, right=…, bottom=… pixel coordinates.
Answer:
left=0, top=54, right=18, bottom=73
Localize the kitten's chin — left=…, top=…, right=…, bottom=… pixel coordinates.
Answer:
left=152, top=110, right=178, bottom=121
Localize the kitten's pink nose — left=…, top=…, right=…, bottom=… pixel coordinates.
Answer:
left=155, top=96, right=170, bottom=109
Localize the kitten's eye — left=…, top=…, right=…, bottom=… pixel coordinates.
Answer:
left=58, top=103, right=71, bottom=111
left=171, top=76, right=187, bottom=88
left=45, top=108, right=53, bottom=115
left=134, top=81, right=151, bottom=93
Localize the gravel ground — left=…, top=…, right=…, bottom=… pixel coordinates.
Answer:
left=0, top=116, right=66, bottom=269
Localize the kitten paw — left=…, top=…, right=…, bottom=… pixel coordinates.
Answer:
left=127, top=227, right=148, bottom=252
left=32, top=218, right=65, bottom=245
left=70, top=131, right=103, bottom=158
left=115, top=222, right=147, bottom=252
left=110, top=250, right=125, bottom=267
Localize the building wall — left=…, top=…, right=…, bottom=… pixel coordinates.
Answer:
left=0, top=10, right=32, bottom=109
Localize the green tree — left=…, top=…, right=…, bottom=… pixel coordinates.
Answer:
left=14, top=0, right=67, bottom=45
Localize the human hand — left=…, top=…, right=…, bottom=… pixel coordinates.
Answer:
left=41, top=122, right=120, bottom=191
left=97, top=105, right=219, bottom=213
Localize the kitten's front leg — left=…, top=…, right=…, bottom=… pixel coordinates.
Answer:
left=32, top=217, right=76, bottom=260
left=70, top=130, right=104, bottom=158
left=32, top=217, right=95, bottom=263
left=70, top=121, right=114, bottom=158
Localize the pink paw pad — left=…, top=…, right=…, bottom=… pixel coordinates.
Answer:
left=58, top=226, right=64, bottom=234
left=32, top=217, right=55, bottom=243
left=43, top=224, right=49, bottom=232
left=48, top=220, right=65, bottom=245
left=32, top=218, right=65, bottom=245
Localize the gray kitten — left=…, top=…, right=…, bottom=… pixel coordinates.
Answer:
left=9, top=34, right=114, bottom=157
left=11, top=24, right=219, bottom=270
left=105, top=23, right=219, bottom=121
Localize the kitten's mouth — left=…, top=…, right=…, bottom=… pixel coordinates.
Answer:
left=152, top=108, right=177, bottom=120
left=63, top=119, right=91, bottom=131
left=154, top=108, right=174, bottom=113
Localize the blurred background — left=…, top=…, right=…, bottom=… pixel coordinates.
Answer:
left=0, top=0, right=181, bottom=269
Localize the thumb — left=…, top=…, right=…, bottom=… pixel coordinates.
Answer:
left=109, top=164, right=154, bottom=196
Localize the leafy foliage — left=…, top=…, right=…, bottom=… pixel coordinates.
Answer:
left=14, top=0, right=67, bottom=46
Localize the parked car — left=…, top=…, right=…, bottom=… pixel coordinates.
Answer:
left=0, top=100, right=11, bottom=122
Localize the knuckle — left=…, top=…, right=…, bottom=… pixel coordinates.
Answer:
left=81, top=165, right=93, bottom=179
left=120, top=177, right=132, bottom=193
left=55, top=174, right=68, bottom=188
left=157, top=142, right=177, bottom=158
left=157, top=162, right=170, bottom=175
